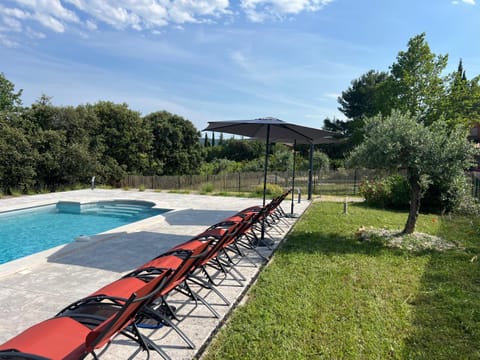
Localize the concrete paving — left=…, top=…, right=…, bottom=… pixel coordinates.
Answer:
left=0, top=189, right=310, bottom=359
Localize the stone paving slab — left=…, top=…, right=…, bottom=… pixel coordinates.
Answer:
left=0, top=189, right=309, bottom=359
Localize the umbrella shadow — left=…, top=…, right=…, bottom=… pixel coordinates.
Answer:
left=48, top=231, right=193, bottom=272
left=162, top=209, right=239, bottom=226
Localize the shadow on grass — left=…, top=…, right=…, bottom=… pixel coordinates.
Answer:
left=278, top=230, right=392, bottom=256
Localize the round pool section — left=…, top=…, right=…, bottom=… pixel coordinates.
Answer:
left=0, top=200, right=170, bottom=264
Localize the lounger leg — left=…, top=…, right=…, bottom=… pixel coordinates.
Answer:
left=142, top=306, right=196, bottom=350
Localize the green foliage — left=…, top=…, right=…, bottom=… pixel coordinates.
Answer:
left=338, top=69, right=392, bottom=121
left=219, top=139, right=263, bottom=162
left=254, top=183, right=284, bottom=197
left=390, top=33, right=448, bottom=125
left=200, top=182, right=214, bottom=193
left=359, top=174, right=409, bottom=209
left=94, top=101, right=152, bottom=174
left=0, top=72, right=22, bottom=112
left=313, top=150, right=330, bottom=171
left=0, top=115, right=36, bottom=194
left=144, top=111, right=203, bottom=175
left=348, top=110, right=477, bottom=232
left=0, top=74, right=212, bottom=191
left=241, top=157, right=264, bottom=172
left=444, top=174, right=480, bottom=216
left=204, top=138, right=264, bottom=163
left=440, top=60, right=480, bottom=128
left=268, top=145, right=292, bottom=171
left=332, top=33, right=478, bottom=161
left=199, top=158, right=242, bottom=175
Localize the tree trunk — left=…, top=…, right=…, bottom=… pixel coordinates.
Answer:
left=403, top=177, right=421, bottom=234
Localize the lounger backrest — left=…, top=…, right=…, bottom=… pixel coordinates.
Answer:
left=199, top=212, right=255, bottom=265
left=158, top=240, right=211, bottom=295
left=85, top=267, right=173, bottom=351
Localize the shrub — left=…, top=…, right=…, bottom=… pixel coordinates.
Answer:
left=254, top=183, right=284, bottom=197
left=359, top=179, right=389, bottom=208
left=446, top=174, right=480, bottom=216
left=422, top=175, right=477, bottom=214
left=359, top=174, right=409, bottom=210
left=200, top=182, right=214, bottom=193
left=386, top=174, right=410, bottom=209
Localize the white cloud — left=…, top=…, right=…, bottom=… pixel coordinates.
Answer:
left=0, top=32, right=19, bottom=47
left=85, top=19, right=97, bottom=30
left=2, top=16, right=23, bottom=32
left=1, top=6, right=29, bottom=19
left=26, top=26, right=46, bottom=39
left=231, top=50, right=251, bottom=70
left=0, top=1, right=79, bottom=34
left=0, top=0, right=333, bottom=44
left=241, top=0, right=334, bottom=22
left=36, top=13, right=66, bottom=32
left=452, top=0, right=476, bottom=4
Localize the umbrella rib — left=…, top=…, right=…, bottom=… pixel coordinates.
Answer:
left=279, top=124, right=314, bottom=143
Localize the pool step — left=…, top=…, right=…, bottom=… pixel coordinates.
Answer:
left=81, top=204, right=152, bottom=218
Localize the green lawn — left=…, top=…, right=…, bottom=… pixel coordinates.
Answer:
left=202, top=202, right=480, bottom=360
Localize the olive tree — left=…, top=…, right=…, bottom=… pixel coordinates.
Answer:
left=348, top=110, right=476, bottom=234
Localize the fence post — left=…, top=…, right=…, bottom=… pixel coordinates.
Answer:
left=472, top=172, right=475, bottom=198
left=353, top=168, right=358, bottom=195
left=238, top=172, right=241, bottom=192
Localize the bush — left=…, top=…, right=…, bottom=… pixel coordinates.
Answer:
left=386, top=174, right=410, bottom=209
left=254, top=183, right=284, bottom=197
left=446, top=174, right=480, bottom=216
left=200, top=182, right=214, bottom=193
left=422, top=175, right=476, bottom=214
left=359, top=179, right=389, bottom=208
left=359, top=174, right=409, bottom=210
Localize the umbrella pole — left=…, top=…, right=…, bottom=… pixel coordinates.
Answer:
left=308, top=143, right=314, bottom=200
left=263, top=125, right=270, bottom=207
left=290, top=140, right=296, bottom=215
left=261, top=125, right=271, bottom=242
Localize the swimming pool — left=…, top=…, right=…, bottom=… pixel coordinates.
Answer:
left=0, top=200, right=169, bottom=264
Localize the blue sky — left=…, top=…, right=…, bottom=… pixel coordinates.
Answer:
left=0, top=0, right=479, bottom=130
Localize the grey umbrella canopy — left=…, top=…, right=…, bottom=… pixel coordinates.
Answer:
left=204, top=117, right=336, bottom=145
left=203, top=117, right=337, bottom=213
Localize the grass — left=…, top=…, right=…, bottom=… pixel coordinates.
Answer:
left=203, top=202, right=480, bottom=360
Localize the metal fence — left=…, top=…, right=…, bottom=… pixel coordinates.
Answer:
left=121, top=169, right=391, bottom=196
left=471, top=171, right=480, bottom=200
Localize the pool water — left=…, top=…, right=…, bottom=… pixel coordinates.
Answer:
left=0, top=200, right=169, bottom=265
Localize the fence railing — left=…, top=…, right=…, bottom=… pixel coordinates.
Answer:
left=121, top=169, right=391, bottom=196
left=471, top=171, right=480, bottom=200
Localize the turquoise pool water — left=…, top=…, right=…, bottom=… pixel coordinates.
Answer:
left=0, top=200, right=169, bottom=265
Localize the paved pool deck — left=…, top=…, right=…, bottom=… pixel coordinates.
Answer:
left=0, top=189, right=310, bottom=359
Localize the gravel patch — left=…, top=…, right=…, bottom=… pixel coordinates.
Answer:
left=356, top=226, right=463, bottom=252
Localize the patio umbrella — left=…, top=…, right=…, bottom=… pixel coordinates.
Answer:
left=203, top=117, right=337, bottom=221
